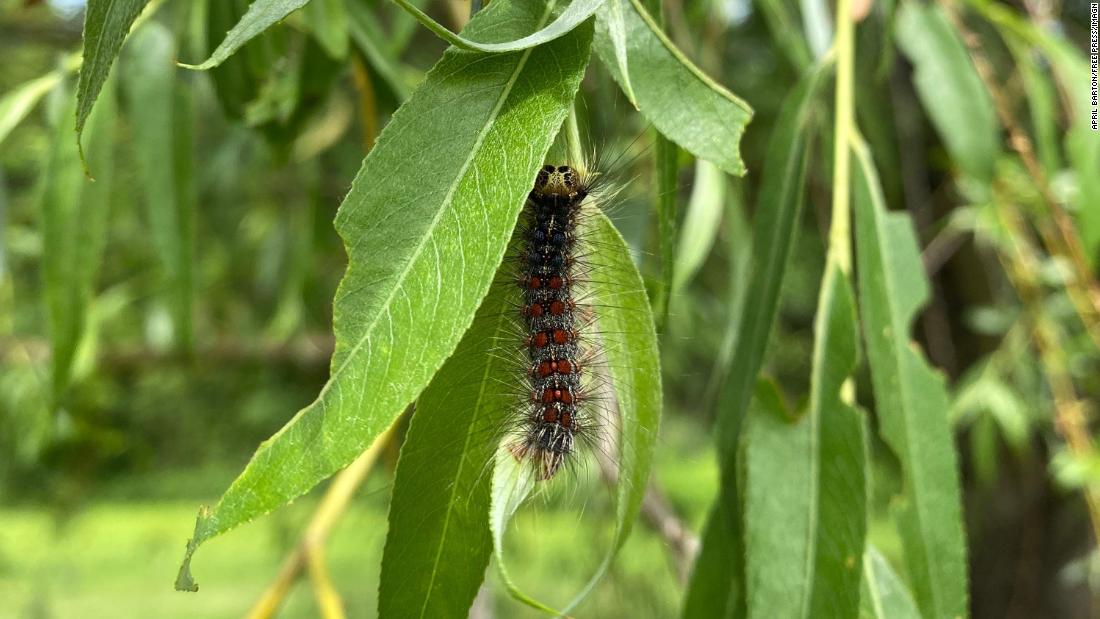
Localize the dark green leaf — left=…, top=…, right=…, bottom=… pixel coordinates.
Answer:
left=653, top=135, right=679, bottom=328
left=592, top=0, right=752, bottom=175
left=41, top=76, right=116, bottom=399
left=122, top=23, right=194, bottom=350
left=683, top=60, right=829, bottom=619
left=76, top=0, right=150, bottom=153
left=852, top=137, right=969, bottom=619
left=378, top=274, right=514, bottom=618
left=895, top=2, right=999, bottom=183
left=175, top=0, right=593, bottom=591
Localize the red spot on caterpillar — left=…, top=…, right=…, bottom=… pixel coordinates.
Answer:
left=560, top=412, right=572, bottom=428
left=526, top=303, right=544, bottom=317
left=543, top=407, right=559, bottom=423
left=548, top=276, right=564, bottom=290
left=533, top=332, right=549, bottom=347
left=552, top=329, right=569, bottom=345
left=529, top=276, right=542, bottom=289
left=538, top=361, right=552, bottom=377
left=557, top=359, right=572, bottom=374
left=549, top=300, right=566, bottom=316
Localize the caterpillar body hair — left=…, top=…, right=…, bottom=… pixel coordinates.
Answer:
left=508, top=163, right=605, bottom=481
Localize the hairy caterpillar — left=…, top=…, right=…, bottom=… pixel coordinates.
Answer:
left=508, top=163, right=603, bottom=481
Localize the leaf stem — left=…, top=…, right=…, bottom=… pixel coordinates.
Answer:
left=245, top=422, right=398, bottom=619
left=829, top=0, right=854, bottom=276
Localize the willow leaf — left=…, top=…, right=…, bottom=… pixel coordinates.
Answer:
left=489, top=211, right=661, bottom=614
left=41, top=77, right=116, bottom=400
left=393, top=0, right=605, bottom=53
left=683, top=60, right=829, bottom=619
left=76, top=0, right=149, bottom=151
left=175, top=0, right=592, bottom=592
left=378, top=275, right=514, bottom=618
left=592, top=0, right=752, bottom=175
left=852, top=137, right=969, bottom=619
left=743, top=263, right=866, bottom=619
left=860, top=546, right=922, bottom=619
left=0, top=73, right=63, bottom=149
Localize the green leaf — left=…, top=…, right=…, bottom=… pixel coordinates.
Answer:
left=378, top=275, right=514, bottom=618
left=302, top=0, right=349, bottom=60
left=122, top=23, right=195, bottom=351
left=742, top=263, right=866, bottom=619
left=76, top=0, right=150, bottom=154
left=393, top=0, right=605, bottom=53
left=0, top=73, right=63, bottom=149
left=597, top=0, right=638, bottom=105
left=652, top=135, right=679, bottom=328
left=346, top=0, right=413, bottom=101
left=489, top=211, right=662, bottom=614
left=175, top=0, right=593, bottom=591
left=894, top=2, right=999, bottom=183
left=860, top=546, right=922, bottom=619
left=592, top=0, right=752, bottom=175
left=673, top=159, right=725, bottom=293
left=41, top=77, right=116, bottom=400
left=683, top=60, right=829, bottom=619
left=852, top=136, right=969, bottom=619
left=183, top=0, right=309, bottom=70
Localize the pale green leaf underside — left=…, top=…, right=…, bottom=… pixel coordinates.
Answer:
left=0, top=73, right=63, bottom=149
left=593, top=0, right=752, bottom=175
left=673, top=158, right=725, bottom=293
left=394, top=0, right=606, bottom=52
left=175, top=0, right=592, bottom=591
left=860, top=546, right=922, bottom=619
left=682, top=60, right=829, bottom=619
left=490, top=211, right=662, bottom=615
left=181, top=0, right=310, bottom=70
left=743, top=263, right=866, bottom=619
left=852, top=137, right=969, bottom=619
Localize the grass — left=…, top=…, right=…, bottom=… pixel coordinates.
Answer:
left=0, top=417, right=717, bottom=618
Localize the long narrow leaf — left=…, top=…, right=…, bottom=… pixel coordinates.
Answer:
left=0, top=73, right=63, bottom=149
left=682, top=61, right=829, bottom=619
left=852, top=137, right=969, bottom=619
left=175, top=0, right=593, bottom=591
left=860, top=546, right=922, bottom=619
left=393, top=0, right=605, bottom=53
left=76, top=0, right=149, bottom=152
left=592, top=0, right=752, bottom=175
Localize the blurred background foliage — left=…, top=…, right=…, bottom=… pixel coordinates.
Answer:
left=1, top=0, right=1100, bottom=616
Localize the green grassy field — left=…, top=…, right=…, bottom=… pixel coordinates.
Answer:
left=0, top=419, right=718, bottom=618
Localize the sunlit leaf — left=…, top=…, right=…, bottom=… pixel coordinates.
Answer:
left=0, top=73, right=63, bottom=149
left=182, top=0, right=309, bottom=70
left=175, top=0, right=593, bottom=591
left=673, top=159, right=726, bottom=293
left=859, top=546, right=922, bottom=619
left=592, top=0, right=752, bottom=175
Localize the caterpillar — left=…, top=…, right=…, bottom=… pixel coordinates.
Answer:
left=509, top=163, right=598, bottom=481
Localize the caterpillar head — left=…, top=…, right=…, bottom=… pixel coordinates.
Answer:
left=532, top=164, right=587, bottom=202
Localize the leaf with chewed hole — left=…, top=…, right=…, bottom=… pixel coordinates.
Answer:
left=175, top=0, right=592, bottom=592
left=593, top=0, right=752, bottom=175
left=852, top=136, right=968, bottom=619
left=742, top=262, right=866, bottom=619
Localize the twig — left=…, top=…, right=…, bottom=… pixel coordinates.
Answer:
left=246, top=423, right=398, bottom=619
left=942, top=0, right=1100, bottom=352
left=992, top=189, right=1100, bottom=547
